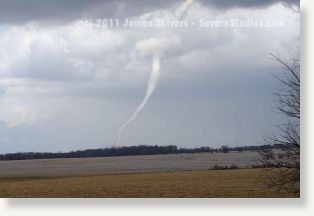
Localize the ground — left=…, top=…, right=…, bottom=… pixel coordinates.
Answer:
left=0, top=152, right=299, bottom=198
left=0, top=168, right=298, bottom=198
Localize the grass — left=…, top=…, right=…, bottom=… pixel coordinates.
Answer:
left=0, top=168, right=299, bottom=198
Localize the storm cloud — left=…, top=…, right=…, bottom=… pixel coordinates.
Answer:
left=0, top=0, right=300, bottom=153
left=201, top=0, right=299, bottom=9
left=0, top=0, right=299, bottom=24
left=0, top=0, right=174, bottom=24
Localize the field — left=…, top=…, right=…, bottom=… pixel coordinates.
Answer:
left=0, top=152, right=299, bottom=198
left=0, top=152, right=261, bottom=176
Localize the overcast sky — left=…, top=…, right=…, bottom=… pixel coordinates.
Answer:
left=0, top=0, right=299, bottom=153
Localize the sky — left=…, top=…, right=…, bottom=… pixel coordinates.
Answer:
left=0, top=0, right=300, bottom=153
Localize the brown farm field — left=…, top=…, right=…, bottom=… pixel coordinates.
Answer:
left=0, top=152, right=299, bottom=198
left=0, top=169, right=298, bottom=198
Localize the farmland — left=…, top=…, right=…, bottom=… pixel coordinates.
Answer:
left=0, top=152, right=299, bottom=198
left=0, top=152, right=261, bottom=177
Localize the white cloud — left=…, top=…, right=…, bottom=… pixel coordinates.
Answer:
left=135, top=36, right=181, bottom=57
left=0, top=83, right=66, bottom=127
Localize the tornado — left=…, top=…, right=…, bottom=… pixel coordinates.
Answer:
left=116, top=55, right=160, bottom=145
left=116, top=0, right=193, bottom=145
left=175, top=0, right=194, bottom=18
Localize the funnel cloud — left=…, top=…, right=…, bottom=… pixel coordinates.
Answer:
left=116, top=0, right=194, bottom=145
left=116, top=55, right=160, bottom=145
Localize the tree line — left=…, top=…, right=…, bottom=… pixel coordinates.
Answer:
left=0, top=144, right=284, bottom=161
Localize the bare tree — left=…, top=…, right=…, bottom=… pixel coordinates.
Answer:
left=260, top=53, right=300, bottom=193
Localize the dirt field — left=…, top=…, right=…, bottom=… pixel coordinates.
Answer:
left=0, top=152, right=299, bottom=198
left=0, top=169, right=298, bottom=198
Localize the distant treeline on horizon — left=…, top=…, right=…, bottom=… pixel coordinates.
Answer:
left=0, top=144, right=284, bottom=161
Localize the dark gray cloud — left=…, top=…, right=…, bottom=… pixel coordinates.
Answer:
left=200, top=0, right=299, bottom=9
left=0, top=0, right=299, bottom=24
left=0, top=0, right=173, bottom=24
left=201, top=0, right=300, bottom=9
